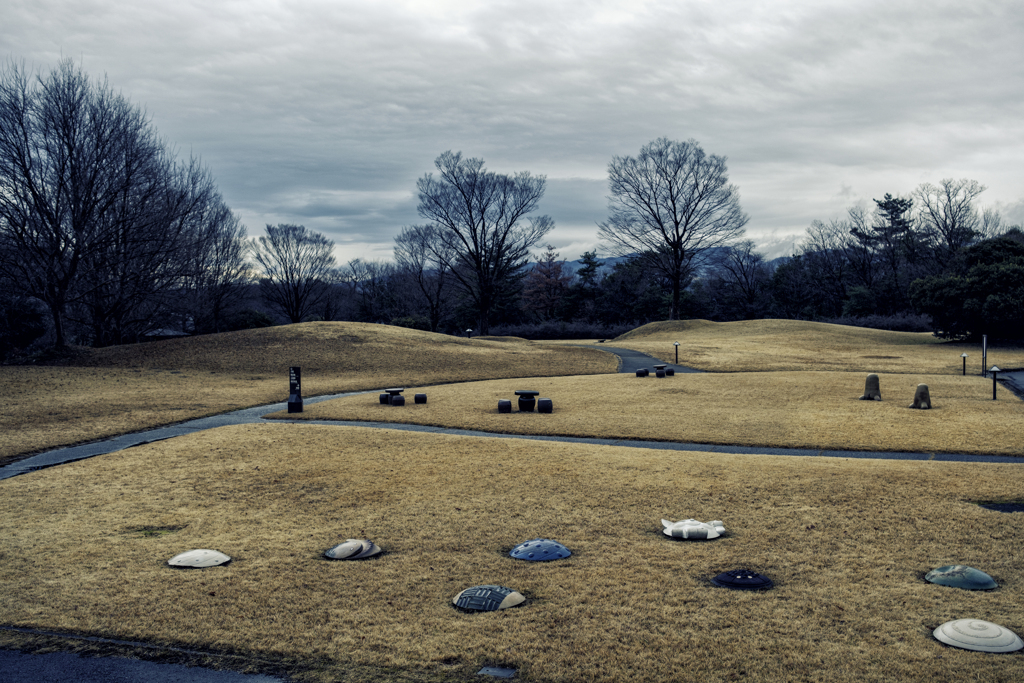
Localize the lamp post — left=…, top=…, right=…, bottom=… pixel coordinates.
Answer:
left=961, top=353, right=968, bottom=376
left=674, top=341, right=679, bottom=365
left=466, top=328, right=473, bottom=339
left=983, top=334, right=988, bottom=376
left=991, top=366, right=1001, bottom=400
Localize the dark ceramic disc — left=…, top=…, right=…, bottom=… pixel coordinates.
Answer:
left=452, top=585, right=525, bottom=611
left=711, top=569, right=774, bottom=591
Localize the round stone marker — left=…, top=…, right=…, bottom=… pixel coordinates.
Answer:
left=510, top=538, right=571, bottom=561
left=167, top=549, right=231, bottom=568
left=711, top=569, right=773, bottom=591
left=925, top=565, right=998, bottom=591
left=515, top=390, right=539, bottom=412
left=452, top=585, right=525, bottom=612
left=933, top=619, right=1023, bottom=653
left=662, top=518, right=725, bottom=540
left=324, top=539, right=382, bottom=560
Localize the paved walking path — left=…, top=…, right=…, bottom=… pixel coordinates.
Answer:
left=2, top=346, right=1023, bottom=681
left=2, top=348, right=1022, bottom=483
left=0, top=632, right=282, bottom=683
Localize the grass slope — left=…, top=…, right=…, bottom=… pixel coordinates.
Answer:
left=613, top=319, right=1024, bottom=374
left=2, top=425, right=1023, bottom=682
left=0, top=322, right=614, bottom=465
left=276, top=371, right=1024, bottom=456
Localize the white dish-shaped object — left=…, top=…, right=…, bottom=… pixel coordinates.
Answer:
left=325, top=539, right=382, bottom=560
left=661, top=518, right=725, bottom=540
left=933, top=619, right=1023, bottom=653
left=167, top=549, right=231, bottom=568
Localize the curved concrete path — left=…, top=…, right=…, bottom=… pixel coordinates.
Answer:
left=3, top=348, right=1021, bottom=483
left=577, top=344, right=702, bottom=375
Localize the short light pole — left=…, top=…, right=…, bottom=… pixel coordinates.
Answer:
left=674, top=341, right=680, bottom=365
left=466, top=328, right=473, bottom=339
left=961, top=353, right=968, bottom=376
left=983, top=334, right=988, bottom=376
left=991, top=366, right=1001, bottom=400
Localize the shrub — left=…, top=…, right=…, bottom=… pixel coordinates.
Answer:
left=225, top=309, right=276, bottom=331
left=0, top=296, right=48, bottom=362
left=487, top=321, right=640, bottom=340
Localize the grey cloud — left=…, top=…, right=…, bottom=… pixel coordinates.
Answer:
left=3, top=0, right=1021, bottom=262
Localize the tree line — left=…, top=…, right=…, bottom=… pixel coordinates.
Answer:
left=0, top=59, right=248, bottom=356
left=2, top=61, right=1021, bottom=360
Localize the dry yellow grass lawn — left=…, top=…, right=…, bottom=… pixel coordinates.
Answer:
left=0, top=322, right=614, bottom=465
left=2, top=424, right=1024, bottom=682
left=276, top=371, right=1023, bottom=456
left=610, top=319, right=1024, bottom=374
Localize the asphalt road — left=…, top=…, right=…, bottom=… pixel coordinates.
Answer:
left=0, top=647, right=283, bottom=683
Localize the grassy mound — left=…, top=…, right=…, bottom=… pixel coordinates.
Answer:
left=610, top=319, right=1023, bottom=374
left=2, top=424, right=1023, bottom=682
left=50, top=322, right=555, bottom=374
left=0, top=323, right=615, bottom=464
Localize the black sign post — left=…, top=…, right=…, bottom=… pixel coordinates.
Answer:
left=288, top=366, right=303, bottom=413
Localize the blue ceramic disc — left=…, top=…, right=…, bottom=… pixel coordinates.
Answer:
left=509, top=538, right=571, bottom=561
left=925, top=565, right=998, bottom=590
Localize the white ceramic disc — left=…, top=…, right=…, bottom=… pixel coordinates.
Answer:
left=661, top=518, right=725, bottom=540
left=933, top=619, right=1024, bottom=653
left=324, top=539, right=364, bottom=559
left=167, top=549, right=231, bottom=568
left=325, top=539, right=381, bottom=560
left=351, top=540, right=382, bottom=559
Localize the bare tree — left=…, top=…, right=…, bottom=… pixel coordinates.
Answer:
left=393, top=223, right=456, bottom=332
left=522, top=244, right=573, bottom=321
left=708, top=239, right=773, bottom=319
left=0, top=58, right=234, bottom=347
left=0, top=59, right=168, bottom=346
left=72, top=155, right=221, bottom=345
left=342, top=258, right=399, bottom=323
left=914, top=178, right=985, bottom=260
left=252, top=224, right=336, bottom=324
left=798, top=218, right=853, bottom=315
left=174, top=198, right=252, bottom=334
left=978, top=208, right=1004, bottom=240
left=598, top=138, right=748, bottom=319
left=416, top=151, right=553, bottom=334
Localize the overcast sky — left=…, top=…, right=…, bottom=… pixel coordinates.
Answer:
left=5, top=0, right=1022, bottom=262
